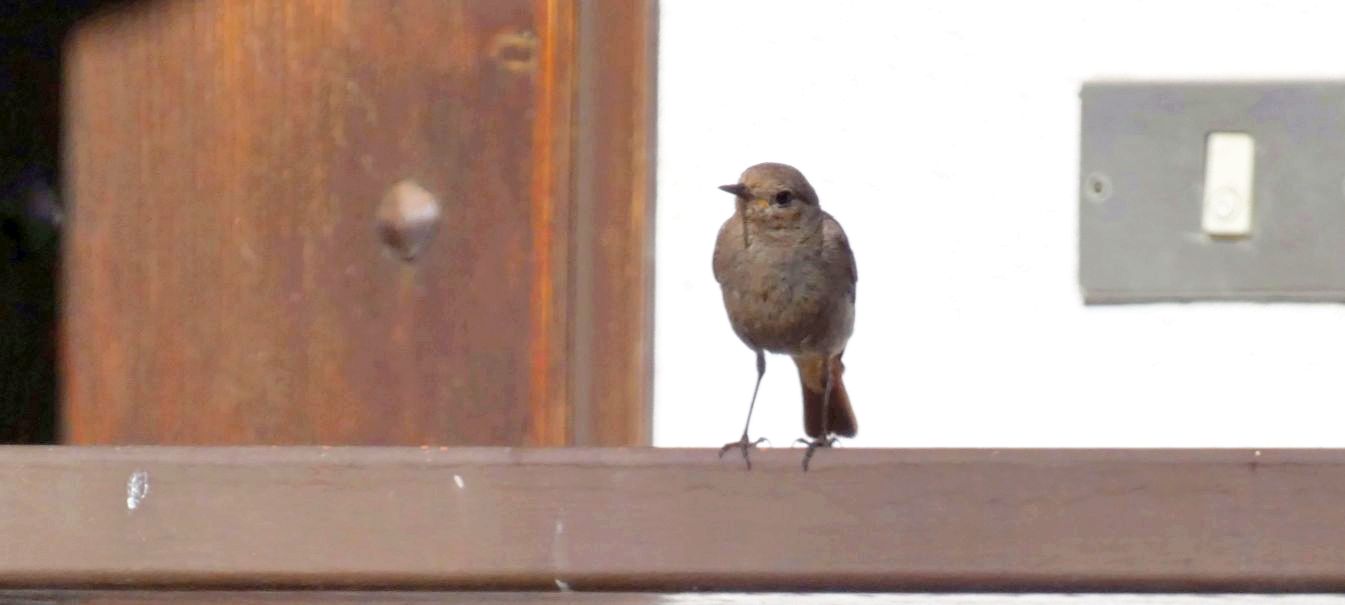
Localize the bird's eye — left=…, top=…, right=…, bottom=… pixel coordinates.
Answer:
left=773, top=190, right=793, bottom=206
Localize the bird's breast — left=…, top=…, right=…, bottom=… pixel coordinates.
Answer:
left=719, top=241, right=844, bottom=355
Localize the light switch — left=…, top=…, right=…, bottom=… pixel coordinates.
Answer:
left=1081, top=82, right=1345, bottom=302
left=1201, top=132, right=1255, bottom=237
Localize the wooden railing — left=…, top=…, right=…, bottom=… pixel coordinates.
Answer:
left=1, top=447, right=1341, bottom=598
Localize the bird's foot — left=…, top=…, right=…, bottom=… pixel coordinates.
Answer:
left=795, top=436, right=840, bottom=472
left=718, top=434, right=769, bottom=470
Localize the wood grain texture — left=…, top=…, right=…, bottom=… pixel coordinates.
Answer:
left=0, top=593, right=1332, bottom=605
left=1, top=447, right=1344, bottom=591
left=61, top=0, right=655, bottom=445
left=569, top=0, right=658, bottom=446
left=526, top=0, right=576, bottom=447
left=0, top=591, right=670, bottom=604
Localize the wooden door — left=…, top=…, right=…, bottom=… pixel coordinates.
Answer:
left=61, top=0, right=655, bottom=446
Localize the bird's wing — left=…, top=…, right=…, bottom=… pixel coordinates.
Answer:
left=711, top=215, right=739, bottom=285
left=823, top=212, right=857, bottom=287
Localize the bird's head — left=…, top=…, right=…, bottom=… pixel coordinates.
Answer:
left=719, top=162, right=820, bottom=228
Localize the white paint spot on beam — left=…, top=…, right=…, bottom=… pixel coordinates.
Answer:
left=126, top=470, right=149, bottom=511
left=554, top=579, right=572, bottom=592
left=454, top=474, right=465, bottom=489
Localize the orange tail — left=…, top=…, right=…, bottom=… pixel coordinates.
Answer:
left=794, top=354, right=857, bottom=439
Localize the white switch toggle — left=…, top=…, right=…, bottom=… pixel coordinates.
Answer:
left=1202, top=132, right=1255, bottom=237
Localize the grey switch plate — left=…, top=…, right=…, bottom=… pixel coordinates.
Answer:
left=1079, top=81, right=1345, bottom=304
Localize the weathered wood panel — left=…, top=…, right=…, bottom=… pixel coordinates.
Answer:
left=61, top=0, right=656, bottom=445
left=570, top=0, right=657, bottom=445
left=0, top=447, right=1342, bottom=591
left=0, top=591, right=667, bottom=604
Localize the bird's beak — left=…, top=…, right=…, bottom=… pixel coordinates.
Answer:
left=718, top=183, right=749, bottom=197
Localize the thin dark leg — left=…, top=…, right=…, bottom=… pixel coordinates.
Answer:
left=800, top=356, right=837, bottom=471
left=741, top=349, right=767, bottom=437
left=719, top=349, right=768, bottom=469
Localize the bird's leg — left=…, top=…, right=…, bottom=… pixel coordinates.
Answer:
left=798, top=356, right=836, bottom=471
left=720, top=349, right=768, bottom=469
left=796, top=435, right=838, bottom=471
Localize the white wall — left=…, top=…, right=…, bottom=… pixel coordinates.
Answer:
left=653, top=0, right=1345, bottom=448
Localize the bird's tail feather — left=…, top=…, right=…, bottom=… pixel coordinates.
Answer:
left=795, top=354, right=856, bottom=439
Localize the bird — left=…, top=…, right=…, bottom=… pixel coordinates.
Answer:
left=712, top=162, right=857, bottom=471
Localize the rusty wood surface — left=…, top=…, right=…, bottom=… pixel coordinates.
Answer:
left=1, top=447, right=1345, bottom=591
left=63, top=0, right=548, bottom=444
left=0, top=592, right=1105, bottom=604
left=525, top=0, right=577, bottom=447
left=61, top=0, right=654, bottom=446
left=0, top=591, right=668, bottom=604
left=0, top=595, right=1327, bottom=605
left=568, top=0, right=658, bottom=446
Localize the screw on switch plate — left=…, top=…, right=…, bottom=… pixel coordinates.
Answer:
left=1202, top=132, right=1255, bottom=238
left=1083, top=172, right=1112, bottom=203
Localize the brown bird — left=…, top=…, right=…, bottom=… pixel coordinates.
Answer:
left=713, top=162, right=857, bottom=471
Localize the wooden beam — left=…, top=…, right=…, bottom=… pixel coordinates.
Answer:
left=0, top=592, right=1099, bottom=604
left=568, top=0, right=658, bottom=446
left=61, top=0, right=657, bottom=448
left=0, top=447, right=1342, bottom=591
left=0, top=592, right=1056, bottom=604
left=63, top=0, right=560, bottom=445
left=0, top=591, right=673, bottom=604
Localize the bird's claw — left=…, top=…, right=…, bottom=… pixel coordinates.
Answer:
left=796, top=436, right=839, bottom=472
left=719, top=435, right=769, bottom=470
